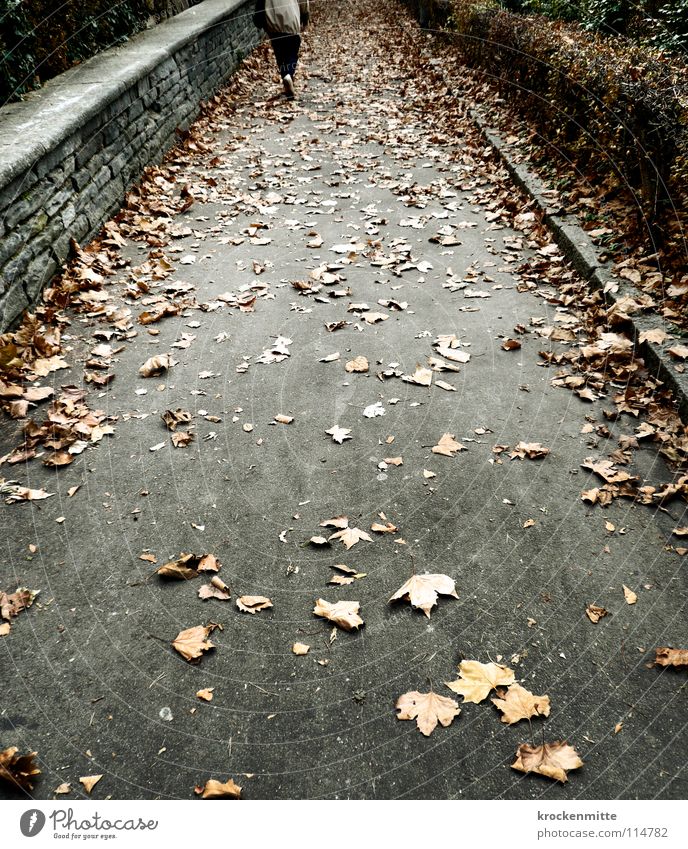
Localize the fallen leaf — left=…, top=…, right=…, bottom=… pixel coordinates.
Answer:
left=195, top=777, right=241, bottom=799
left=162, top=408, right=193, bottom=431
left=510, top=442, right=550, bottom=460
left=395, top=689, right=460, bottom=736
left=328, top=526, right=373, bottom=549
left=371, top=521, right=397, bottom=533
left=389, top=573, right=458, bottom=617
left=326, top=425, right=352, bottom=444
left=511, top=741, right=584, bottom=783
left=54, top=782, right=71, bottom=795
left=345, top=356, right=369, bottom=373
left=292, top=643, right=310, bottom=655
left=667, top=345, right=688, bottom=360
left=172, top=624, right=218, bottom=662
left=172, top=431, right=194, bottom=448
left=274, top=414, right=294, bottom=424
left=501, top=338, right=522, bottom=351
left=586, top=603, right=608, bottom=623
left=313, top=598, right=364, bottom=630
left=491, top=683, right=551, bottom=724
left=139, top=353, right=175, bottom=377
left=236, top=596, right=273, bottom=614
left=445, top=660, right=515, bottom=703
left=198, top=576, right=231, bottom=601
left=432, top=433, right=465, bottom=457
left=639, top=328, right=668, bottom=344
left=79, top=774, right=103, bottom=795
left=623, top=585, right=637, bottom=605
left=403, top=366, right=433, bottom=386
left=319, top=515, right=349, bottom=529
left=196, top=688, right=214, bottom=701
left=653, top=647, right=688, bottom=669
left=157, top=553, right=219, bottom=580
left=0, top=747, right=41, bottom=790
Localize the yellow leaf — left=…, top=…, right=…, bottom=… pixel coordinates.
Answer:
left=445, top=659, right=515, bottom=703
left=491, top=683, right=551, bottom=724
left=395, top=689, right=460, bottom=736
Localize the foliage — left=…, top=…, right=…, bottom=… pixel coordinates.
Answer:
left=445, top=0, right=688, bottom=237
left=0, top=1, right=201, bottom=105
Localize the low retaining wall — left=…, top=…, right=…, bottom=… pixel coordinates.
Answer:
left=0, top=0, right=260, bottom=330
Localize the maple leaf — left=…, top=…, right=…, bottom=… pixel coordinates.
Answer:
left=432, top=433, right=465, bottom=457
left=236, top=595, right=273, bottom=614
left=511, top=741, right=584, bottom=783
left=0, top=587, right=39, bottom=621
left=395, top=689, right=460, bottom=736
left=371, top=521, right=397, bottom=533
left=0, top=747, right=41, bottom=791
left=1, top=481, right=53, bottom=504
left=139, top=353, right=175, bottom=377
left=79, top=774, right=103, bottom=795
left=195, top=778, right=242, bottom=799
left=445, top=660, right=515, bottom=703
left=161, top=408, right=193, bottom=431
left=172, top=624, right=218, bottom=662
left=510, top=442, right=550, bottom=460
left=172, top=432, right=194, bottom=448
left=345, top=356, right=369, bottom=373
left=328, top=526, right=373, bottom=549
left=313, top=598, right=364, bottom=630
left=292, top=642, right=310, bottom=655
left=653, top=647, right=688, bottom=669
left=326, top=425, right=352, bottom=444
left=491, top=683, right=551, bottom=724
left=389, top=573, right=458, bottom=617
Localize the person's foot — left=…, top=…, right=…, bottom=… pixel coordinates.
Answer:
left=282, top=74, right=295, bottom=99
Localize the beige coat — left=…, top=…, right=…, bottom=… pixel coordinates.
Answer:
left=264, top=0, right=309, bottom=35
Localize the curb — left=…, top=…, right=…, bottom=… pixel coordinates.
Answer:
left=468, top=107, right=688, bottom=424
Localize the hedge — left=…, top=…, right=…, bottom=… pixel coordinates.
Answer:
left=411, top=0, right=688, bottom=240
left=0, top=1, right=202, bottom=105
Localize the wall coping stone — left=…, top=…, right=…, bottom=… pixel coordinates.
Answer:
left=0, top=0, right=246, bottom=189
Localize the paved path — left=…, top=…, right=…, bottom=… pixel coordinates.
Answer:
left=1, top=1, right=686, bottom=800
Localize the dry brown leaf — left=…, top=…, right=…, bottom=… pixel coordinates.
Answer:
left=196, top=688, right=214, bottom=701
left=195, top=777, right=242, bottom=799
left=623, top=585, right=637, bottom=605
left=389, top=573, right=458, bottom=618
left=313, top=598, right=364, bottom=630
left=139, top=353, right=175, bottom=377
left=403, top=366, right=433, bottom=386
left=328, top=526, right=373, bottom=549
left=511, top=741, right=584, bottom=783
left=395, top=689, right=460, bottom=736
left=292, top=642, right=310, bottom=655
left=0, top=587, right=39, bottom=621
left=157, top=553, right=219, bottom=580
left=79, top=774, right=103, bottom=795
left=639, top=328, right=668, bottom=344
left=445, top=660, right=515, bottom=703
left=345, top=356, right=369, bottom=373
left=667, top=345, right=688, bottom=360
left=371, top=521, right=397, bottom=533
left=0, top=622, right=10, bottom=637
left=198, top=576, right=231, bottom=601
left=172, top=624, right=218, bottom=662
left=236, top=595, right=273, bottom=614
left=435, top=379, right=456, bottom=391
left=162, top=408, right=192, bottom=431
left=586, top=603, right=608, bottom=623
left=172, top=431, right=194, bottom=448
left=319, top=515, right=349, bottom=529
left=491, top=683, right=551, bottom=725
left=653, top=647, right=688, bottom=669
left=431, top=433, right=465, bottom=457
left=274, top=414, right=294, bottom=424
left=501, top=338, right=522, bottom=351
left=0, top=747, right=41, bottom=790
left=510, top=442, right=550, bottom=460
left=54, top=782, right=71, bottom=795
left=326, top=425, right=352, bottom=444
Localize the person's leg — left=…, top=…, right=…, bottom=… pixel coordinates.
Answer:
left=286, top=34, right=301, bottom=80
left=270, top=33, right=289, bottom=79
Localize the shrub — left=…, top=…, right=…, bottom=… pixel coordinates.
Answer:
left=440, top=0, right=688, bottom=239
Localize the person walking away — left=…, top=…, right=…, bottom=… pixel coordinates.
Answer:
left=255, top=1, right=310, bottom=99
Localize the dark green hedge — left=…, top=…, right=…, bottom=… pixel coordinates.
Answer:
left=418, top=0, right=688, bottom=237
left=0, top=1, right=201, bottom=105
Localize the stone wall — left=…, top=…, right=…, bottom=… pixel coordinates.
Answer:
left=0, top=0, right=260, bottom=330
